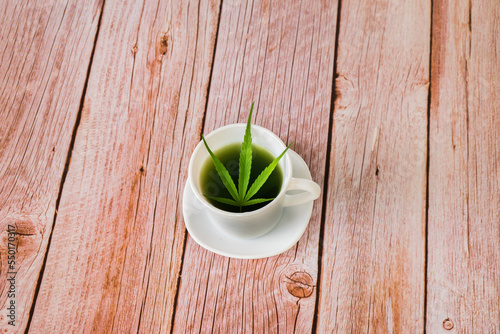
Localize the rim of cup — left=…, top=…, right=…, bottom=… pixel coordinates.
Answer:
left=188, top=123, right=293, bottom=217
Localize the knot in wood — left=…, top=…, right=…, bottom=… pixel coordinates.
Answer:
left=442, top=318, right=454, bottom=330
left=334, top=74, right=355, bottom=110
left=131, top=43, right=138, bottom=55
left=6, top=217, right=40, bottom=236
left=285, top=272, right=314, bottom=298
left=159, top=33, right=169, bottom=55
left=1, top=215, right=42, bottom=253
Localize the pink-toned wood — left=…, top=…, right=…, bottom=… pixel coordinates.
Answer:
left=173, top=0, right=337, bottom=332
left=426, top=0, right=500, bottom=331
left=317, top=0, right=430, bottom=332
left=27, top=0, right=220, bottom=332
left=0, top=0, right=102, bottom=332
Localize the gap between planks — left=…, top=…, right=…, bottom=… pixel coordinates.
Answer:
left=23, top=0, right=108, bottom=331
left=423, top=0, right=434, bottom=332
left=311, top=0, right=343, bottom=332
left=168, top=0, right=224, bottom=332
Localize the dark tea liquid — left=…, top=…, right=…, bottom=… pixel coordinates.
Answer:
left=200, top=143, right=283, bottom=213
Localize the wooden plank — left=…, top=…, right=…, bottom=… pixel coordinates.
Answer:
left=173, top=0, right=337, bottom=332
left=317, top=0, right=430, bottom=332
left=27, top=0, right=220, bottom=332
left=0, top=0, right=102, bottom=331
left=426, top=0, right=500, bottom=331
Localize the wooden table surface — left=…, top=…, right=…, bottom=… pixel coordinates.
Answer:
left=1, top=0, right=499, bottom=332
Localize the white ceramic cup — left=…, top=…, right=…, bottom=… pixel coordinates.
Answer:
left=188, top=124, right=321, bottom=239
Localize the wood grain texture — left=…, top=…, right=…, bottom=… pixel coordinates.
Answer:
left=27, top=0, right=220, bottom=332
left=0, top=0, right=102, bottom=331
left=173, top=0, right=337, bottom=332
left=426, top=0, right=500, bottom=332
left=317, top=0, right=430, bottom=332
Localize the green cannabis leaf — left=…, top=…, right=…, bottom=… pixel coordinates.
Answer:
left=201, top=102, right=293, bottom=212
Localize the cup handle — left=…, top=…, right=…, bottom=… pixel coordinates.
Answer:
left=282, top=177, right=321, bottom=207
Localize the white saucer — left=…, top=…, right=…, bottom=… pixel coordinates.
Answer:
left=182, top=150, right=315, bottom=259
